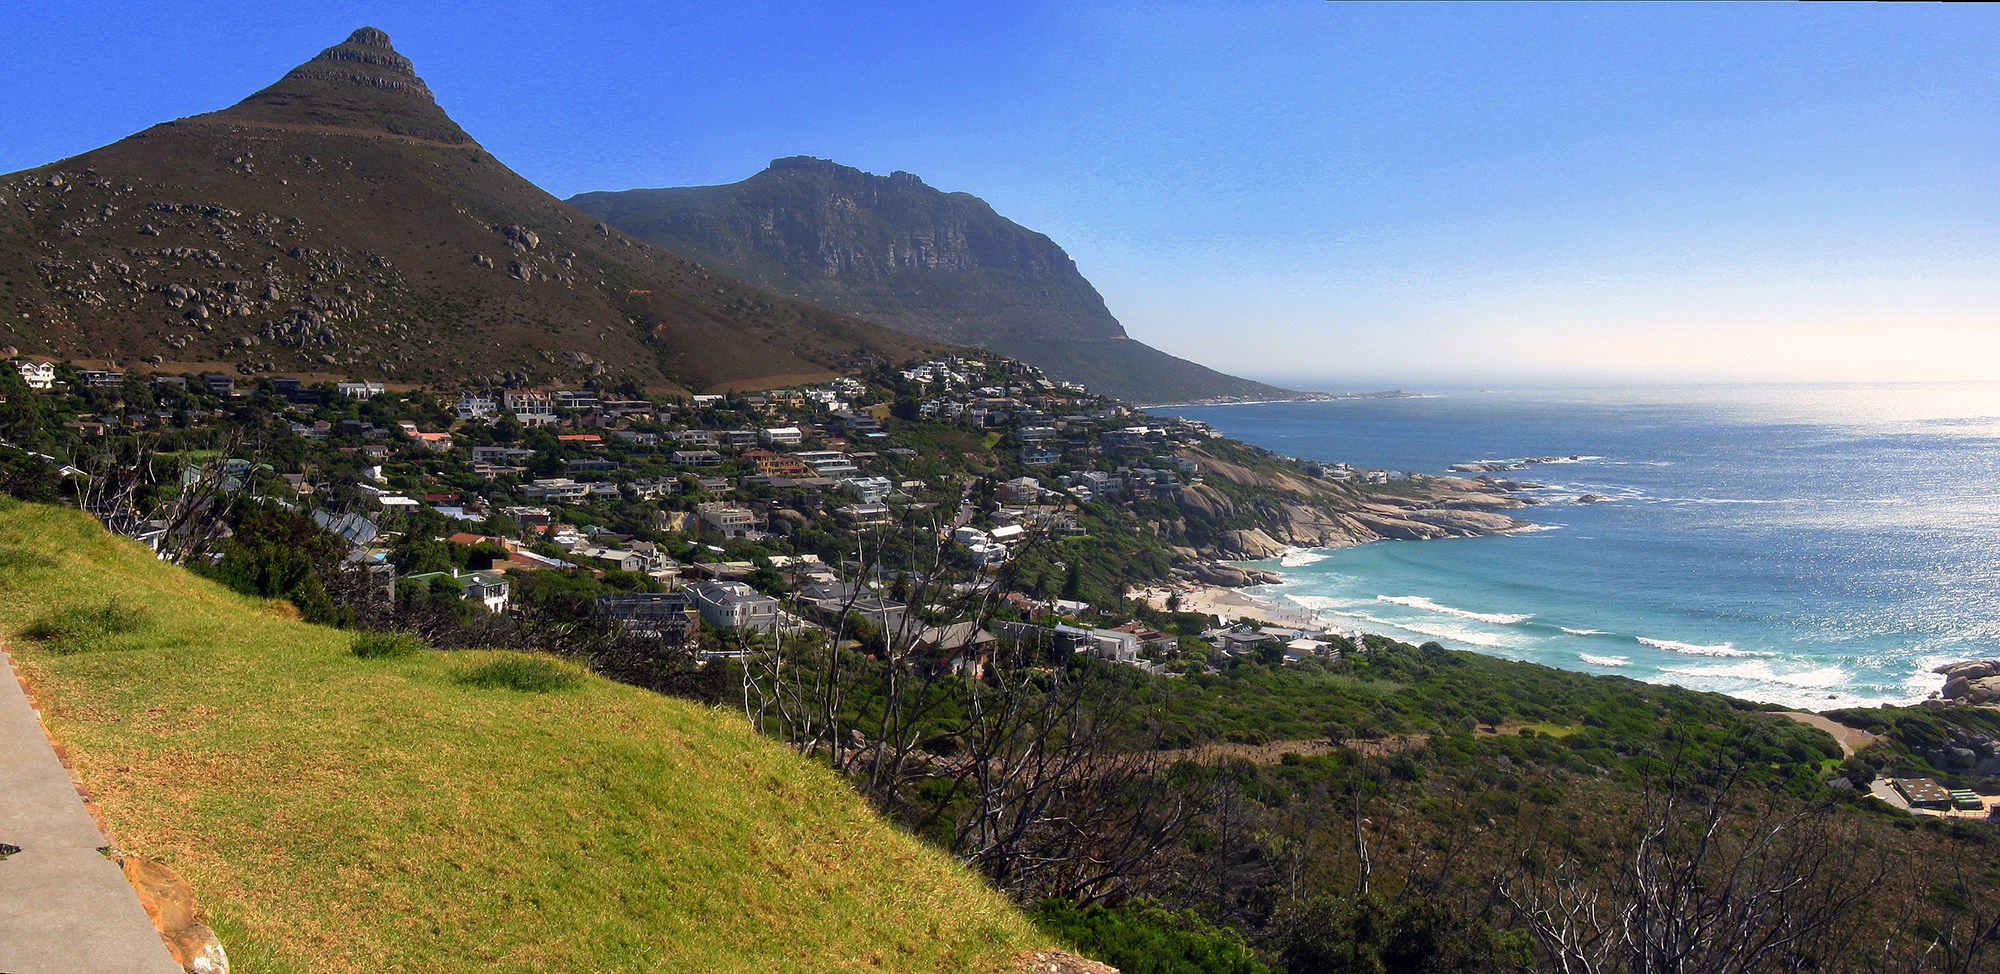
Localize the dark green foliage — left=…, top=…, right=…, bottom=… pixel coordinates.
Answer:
left=456, top=654, right=584, bottom=693
left=1273, top=894, right=1529, bottom=974
left=0, top=447, right=62, bottom=503
left=1030, top=899, right=1273, bottom=974
left=191, top=510, right=351, bottom=626
left=19, top=600, right=150, bottom=653
left=351, top=631, right=424, bottom=659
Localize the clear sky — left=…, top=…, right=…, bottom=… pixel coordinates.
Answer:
left=6, top=2, right=1996, bottom=388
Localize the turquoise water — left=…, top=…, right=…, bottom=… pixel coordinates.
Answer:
left=1163, top=383, right=2000, bottom=709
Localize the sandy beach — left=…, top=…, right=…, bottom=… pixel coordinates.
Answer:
left=1131, top=582, right=1329, bottom=630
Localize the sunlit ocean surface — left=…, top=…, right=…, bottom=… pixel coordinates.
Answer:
left=1163, top=383, right=2000, bottom=709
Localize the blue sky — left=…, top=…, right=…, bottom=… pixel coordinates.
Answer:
left=7, top=2, right=1997, bottom=388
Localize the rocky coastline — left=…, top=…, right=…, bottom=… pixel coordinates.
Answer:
left=1934, top=660, right=2000, bottom=707
left=1172, top=459, right=1538, bottom=564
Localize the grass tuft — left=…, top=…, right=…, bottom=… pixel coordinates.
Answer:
left=19, top=600, right=150, bottom=653
left=350, top=630, right=424, bottom=659
left=456, top=653, right=585, bottom=693
left=0, top=548, right=57, bottom=573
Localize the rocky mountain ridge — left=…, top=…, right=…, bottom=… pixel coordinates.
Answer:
left=569, top=158, right=1298, bottom=404
left=0, top=29, right=947, bottom=391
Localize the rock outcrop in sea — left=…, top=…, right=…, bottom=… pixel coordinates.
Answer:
left=1935, top=660, right=2000, bottom=706
left=1171, top=449, right=1533, bottom=562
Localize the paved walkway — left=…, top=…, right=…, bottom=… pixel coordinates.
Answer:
left=0, top=642, right=180, bottom=973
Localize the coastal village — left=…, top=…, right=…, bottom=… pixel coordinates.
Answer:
left=16, top=349, right=1999, bottom=829
left=4, top=352, right=1383, bottom=681
left=7, top=16, right=2000, bottom=974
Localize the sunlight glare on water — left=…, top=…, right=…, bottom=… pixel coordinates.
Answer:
left=1163, top=382, right=2000, bottom=709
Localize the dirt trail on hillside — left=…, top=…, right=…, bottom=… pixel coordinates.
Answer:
left=1779, top=711, right=1876, bottom=757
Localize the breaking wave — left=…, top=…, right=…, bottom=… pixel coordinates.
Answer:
left=1280, top=548, right=1331, bottom=568
left=1637, top=637, right=1760, bottom=658
left=1378, top=595, right=1531, bottom=625
left=1659, top=660, right=1850, bottom=689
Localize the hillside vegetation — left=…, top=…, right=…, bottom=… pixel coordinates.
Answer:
left=0, top=502, right=1047, bottom=973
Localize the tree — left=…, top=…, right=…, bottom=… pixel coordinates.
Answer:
left=1501, top=769, right=1883, bottom=974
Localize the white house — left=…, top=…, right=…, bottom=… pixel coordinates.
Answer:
left=682, top=580, right=784, bottom=633
left=14, top=361, right=53, bottom=390
left=455, top=396, right=497, bottom=421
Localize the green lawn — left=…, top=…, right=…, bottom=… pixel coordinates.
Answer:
left=0, top=502, right=1046, bottom=972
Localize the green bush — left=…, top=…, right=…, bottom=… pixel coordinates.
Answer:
left=351, top=631, right=425, bottom=659
left=18, top=600, right=149, bottom=653
left=457, top=654, right=585, bottom=693
left=1030, top=899, right=1272, bottom=974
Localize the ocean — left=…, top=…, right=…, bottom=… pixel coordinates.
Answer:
left=1161, top=383, right=2000, bottom=710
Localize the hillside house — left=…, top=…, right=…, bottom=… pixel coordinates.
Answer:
left=836, top=503, right=892, bottom=525
left=595, top=592, right=700, bottom=641
left=696, top=502, right=759, bottom=538
left=683, top=580, right=784, bottom=634
left=455, top=396, right=498, bottom=421
left=671, top=449, right=722, bottom=467
left=629, top=477, right=683, bottom=499
left=580, top=547, right=647, bottom=572
left=404, top=568, right=509, bottom=613
left=504, top=389, right=556, bottom=427
left=522, top=478, right=591, bottom=501
left=841, top=476, right=894, bottom=503
left=472, top=445, right=537, bottom=464
left=747, top=451, right=813, bottom=478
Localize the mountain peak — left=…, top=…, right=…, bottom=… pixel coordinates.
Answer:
left=300, top=27, right=427, bottom=93
left=197, top=26, right=472, bottom=144
left=761, top=156, right=932, bottom=191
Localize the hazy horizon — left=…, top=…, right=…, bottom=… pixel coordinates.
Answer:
left=6, top=2, right=1994, bottom=387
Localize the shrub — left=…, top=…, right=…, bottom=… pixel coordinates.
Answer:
left=18, top=600, right=149, bottom=653
left=457, top=654, right=585, bottom=693
left=1031, top=898, right=1272, bottom=974
left=351, top=631, right=425, bottom=659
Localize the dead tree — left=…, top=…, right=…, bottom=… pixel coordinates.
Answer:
left=1501, top=771, right=1884, bottom=974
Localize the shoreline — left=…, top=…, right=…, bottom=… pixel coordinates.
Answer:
left=1144, top=545, right=1944, bottom=714
left=1131, top=579, right=1330, bottom=631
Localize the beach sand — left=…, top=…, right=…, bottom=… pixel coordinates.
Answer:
left=1131, top=582, right=1328, bottom=630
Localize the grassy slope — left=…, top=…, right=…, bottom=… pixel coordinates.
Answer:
left=0, top=503, right=1045, bottom=973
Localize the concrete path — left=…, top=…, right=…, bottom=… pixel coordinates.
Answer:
left=0, top=642, right=180, bottom=973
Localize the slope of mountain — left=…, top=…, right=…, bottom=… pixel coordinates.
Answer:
left=569, top=158, right=1299, bottom=404
left=0, top=29, right=946, bottom=392
left=0, top=502, right=1051, bottom=972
